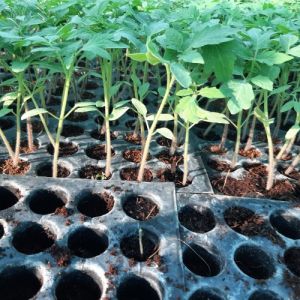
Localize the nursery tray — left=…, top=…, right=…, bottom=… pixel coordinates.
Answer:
left=177, top=192, right=300, bottom=300
left=0, top=175, right=185, bottom=299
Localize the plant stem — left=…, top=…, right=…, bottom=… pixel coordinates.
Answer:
left=285, top=153, right=300, bottom=175
left=219, top=109, right=229, bottom=150
left=182, top=122, right=190, bottom=186
left=52, top=73, right=71, bottom=178
left=24, top=102, right=34, bottom=152
left=0, top=128, right=15, bottom=159
left=231, top=111, right=242, bottom=168
left=137, top=65, right=175, bottom=182
left=170, top=112, right=178, bottom=156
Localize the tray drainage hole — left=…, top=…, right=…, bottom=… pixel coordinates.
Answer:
left=117, top=275, right=160, bottom=300
left=189, top=288, right=225, bottom=300
left=224, top=206, right=262, bottom=236
left=12, top=222, right=56, bottom=254
left=47, top=141, right=79, bottom=157
left=55, top=270, right=102, bottom=300
left=77, top=191, right=114, bottom=217
left=0, top=223, right=4, bottom=239
left=0, top=186, right=20, bottom=210
left=270, top=210, right=300, bottom=239
left=249, top=290, right=282, bottom=300
left=284, top=247, right=300, bottom=277
left=0, top=266, right=42, bottom=300
left=120, top=229, right=159, bottom=262
left=178, top=205, right=216, bottom=233
left=28, top=189, right=66, bottom=215
left=122, top=194, right=159, bottom=221
left=183, top=243, right=223, bottom=277
left=234, top=245, right=275, bottom=279
left=36, top=162, right=71, bottom=178
left=68, top=227, right=108, bottom=258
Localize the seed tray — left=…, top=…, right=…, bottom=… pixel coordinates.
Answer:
left=0, top=106, right=212, bottom=194
left=0, top=174, right=187, bottom=299
left=177, top=192, right=300, bottom=300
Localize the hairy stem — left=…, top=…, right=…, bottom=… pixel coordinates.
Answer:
left=182, top=123, right=190, bottom=186
left=231, top=111, right=242, bottom=168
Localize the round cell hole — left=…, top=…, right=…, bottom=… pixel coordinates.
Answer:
left=178, top=205, right=216, bottom=233
left=120, top=229, right=159, bottom=262
left=122, top=194, right=159, bottom=221
left=55, top=270, right=102, bottom=300
left=0, top=186, right=20, bottom=210
left=189, top=288, right=225, bottom=300
left=270, top=210, right=300, bottom=240
left=68, top=227, right=108, bottom=258
left=36, top=162, right=70, bottom=178
left=0, top=266, right=42, bottom=300
left=47, top=141, right=78, bottom=157
left=85, top=144, right=115, bottom=160
left=12, top=222, right=56, bottom=254
left=183, top=243, right=223, bottom=277
left=117, top=275, right=160, bottom=300
left=77, top=191, right=114, bottom=218
left=284, top=247, right=300, bottom=277
left=28, top=189, right=66, bottom=215
left=61, top=124, right=84, bottom=137
left=0, top=223, right=4, bottom=239
left=234, top=245, right=275, bottom=279
left=249, top=290, right=282, bottom=300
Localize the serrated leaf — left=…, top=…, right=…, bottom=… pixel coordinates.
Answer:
left=199, top=87, right=225, bottom=99
left=155, top=128, right=174, bottom=140
left=21, top=108, right=48, bottom=120
left=170, top=62, right=192, bottom=88
left=132, top=98, right=147, bottom=116
left=251, top=75, right=273, bottom=91
left=256, top=51, right=293, bottom=66
left=109, top=107, right=129, bottom=121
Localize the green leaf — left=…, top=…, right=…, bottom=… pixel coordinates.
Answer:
left=280, top=100, right=294, bottom=112
left=198, top=87, right=225, bottom=99
left=197, top=109, right=229, bottom=124
left=288, top=45, right=300, bottom=58
left=170, top=62, right=192, bottom=88
left=154, top=128, right=174, bottom=140
left=109, top=107, right=129, bottom=121
left=0, top=92, right=17, bottom=102
left=128, top=52, right=147, bottom=62
left=254, top=107, right=268, bottom=124
left=74, top=102, right=96, bottom=108
left=179, top=50, right=204, bottom=64
left=251, top=75, right=273, bottom=91
left=21, top=108, right=48, bottom=120
left=165, top=28, right=183, bottom=50
left=96, top=101, right=105, bottom=108
left=0, top=108, right=12, bottom=118
left=285, top=125, right=300, bottom=140
left=138, top=83, right=149, bottom=99
left=270, top=85, right=291, bottom=96
left=175, top=96, right=203, bottom=124
left=132, top=98, right=147, bottom=116
left=176, top=89, right=193, bottom=96
left=114, top=100, right=130, bottom=108
left=11, top=61, right=30, bottom=73
left=256, top=51, right=293, bottom=66
left=75, top=107, right=98, bottom=113
left=146, top=114, right=174, bottom=121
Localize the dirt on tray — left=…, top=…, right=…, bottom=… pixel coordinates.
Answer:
left=124, top=132, right=142, bottom=145
left=243, top=163, right=268, bottom=177
left=203, top=144, right=227, bottom=155
left=123, top=149, right=150, bottom=163
left=278, top=165, right=300, bottom=181
left=120, top=167, right=153, bottom=182
left=91, top=130, right=117, bottom=141
left=79, top=165, right=111, bottom=180
left=239, top=147, right=261, bottom=159
left=157, top=168, right=192, bottom=188
left=283, top=270, right=300, bottom=299
left=123, top=195, right=159, bottom=221
left=47, top=142, right=78, bottom=157
left=224, top=206, right=285, bottom=246
left=207, top=159, right=236, bottom=172
left=49, top=244, right=71, bottom=267
left=0, top=159, right=30, bottom=175
left=274, top=148, right=292, bottom=161
left=156, top=150, right=183, bottom=165
left=86, top=144, right=115, bottom=160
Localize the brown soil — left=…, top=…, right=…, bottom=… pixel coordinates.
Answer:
left=120, top=167, right=153, bottom=182
left=283, top=270, right=300, bottom=299
left=243, top=163, right=268, bottom=177
left=21, top=120, right=43, bottom=133
left=0, top=159, right=30, bottom=175
left=123, top=149, right=150, bottom=163
left=85, top=144, right=115, bottom=160
left=79, top=165, right=111, bottom=180
left=0, top=118, right=14, bottom=130
left=207, top=159, right=235, bottom=172
left=47, top=142, right=78, bottom=157
left=61, top=124, right=84, bottom=137
left=224, top=206, right=284, bottom=246
left=67, top=112, right=88, bottom=122
left=204, top=144, right=227, bottom=155
left=157, top=168, right=192, bottom=188
left=18, top=139, right=39, bottom=154
left=278, top=165, right=300, bottom=181
left=156, top=137, right=182, bottom=148
left=274, top=148, right=292, bottom=161
left=124, top=132, right=142, bottom=145
left=156, top=150, right=183, bottom=165
left=36, top=163, right=70, bottom=178
left=239, top=147, right=261, bottom=159
left=54, top=207, right=70, bottom=217
left=49, top=244, right=71, bottom=267
left=90, top=129, right=117, bottom=141
left=178, top=206, right=215, bottom=233
left=123, top=195, right=159, bottom=221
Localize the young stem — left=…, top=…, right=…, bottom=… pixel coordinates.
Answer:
left=219, top=109, right=229, bottom=150
left=137, top=66, right=175, bottom=182
left=231, top=111, right=242, bottom=168
left=52, top=73, right=71, bottom=178
left=24, top=102, right=34, bottom=152
left=0, top=128, right=15, bottom=159
left=170, top=112, right=178, bottom=156
left=285, top=153, right=300, bottom=175
left=182, top=123, right=190, bottom=186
